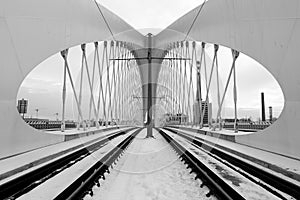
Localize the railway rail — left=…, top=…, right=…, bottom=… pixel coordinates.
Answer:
left=163, top=127, right=300, bottom=199
left=157, top=128, right=245, bottom=200
left=53, top=128, right=142, bottom=199
left=2, top=127, right=298, bottom=199
left=0, top=127, right=137, bottom=199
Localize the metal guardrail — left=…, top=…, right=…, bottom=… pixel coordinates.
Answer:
left=223, top=122, right=271, bottom=131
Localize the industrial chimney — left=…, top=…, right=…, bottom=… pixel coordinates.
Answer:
left=261, top=92, right=266, bottom=122
left=269, top=106, right=273, bottom=122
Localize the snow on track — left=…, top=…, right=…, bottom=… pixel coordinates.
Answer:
left=86, top=129, right=217, bottom=200
left=165, top=129, right=290, bottom=200
left=18, top=129, right=136, bottom=200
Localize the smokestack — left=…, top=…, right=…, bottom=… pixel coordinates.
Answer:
left=261, top=92, right=266, bottom=121
left=269, top=106, right=273, bottom=122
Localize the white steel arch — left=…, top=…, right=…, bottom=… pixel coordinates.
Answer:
left=1, top=0, right=300, bottom=160
left=155, top=0, right=300, bottom=159
left=0, top=0, right=145, bottom=158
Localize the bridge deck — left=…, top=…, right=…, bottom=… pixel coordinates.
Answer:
left=92, top=128, right=208, bottom=200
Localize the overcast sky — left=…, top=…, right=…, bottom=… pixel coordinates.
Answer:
left=17, top=0, right=284, bottom=121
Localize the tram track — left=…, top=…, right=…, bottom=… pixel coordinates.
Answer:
left=80, top=128, right=216, bottom=200
left=162, top=127, right=300, bottom=199
left=53, top=128, right=142, bottom=200
left=0, top=127, right=137, bottom=200
left=157, top=128, right=245, bottom=200
left=3, top=127, right=298, bottom=200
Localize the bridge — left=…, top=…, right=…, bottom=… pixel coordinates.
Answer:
left=0, top=0, right=300, bottom=199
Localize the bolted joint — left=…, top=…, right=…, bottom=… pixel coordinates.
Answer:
left=81, top=43, right=86, bottom=52
left=60, top=49, right=69, bottom=59
left=176, top=41, right=180, bottom=48
left=231, top=49, right=240, bottom=59
left=180, top=41, right=184, bottom=47
left=116, top=41, right=119, bottom=47
left=214, top=44, right=219, bottom=52
left=111, top=40, right=114, bottom=47
left=201, top=42, right=206, bottom=49
left=94, top=41, right=98, bottom=48
left=192, top=41, right=196, bottom=48
left=104, top=41, right=107, bottom=47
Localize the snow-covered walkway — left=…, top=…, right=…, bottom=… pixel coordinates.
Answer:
left=86, top=128, right=216, bottom=200
left=0, top=126, right=129, bottom=184
left=167, top=126, right=300, bottom=182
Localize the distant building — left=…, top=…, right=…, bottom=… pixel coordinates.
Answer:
left=269, top=106, right=273, bottom=122
left=193, top=65, right=212, bottom=125
left=17, top=98, right=28, bottom=118
left=163, top=113, right=188, bottom=125
left=24, top=117, right=76, bottom=130
left=193, top=100, right=212, bottom=125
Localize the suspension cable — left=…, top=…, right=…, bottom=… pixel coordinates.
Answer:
left=82, top=44, right=100, bottom=128
left=60, top=49, right=85, bottom=131
left=93, top=0, right=115, bottom=40
left=214, top=44, right=222, bottom=130
left=175, top=45, right=179, bottom=116
left=233, top=49, right=239, bottom=133
left=61, top=49, right=68, bottom=132
left=110, top=41, right=117, bottom=124
left=184, top=0, right=207, bottom=41
left=215, top=49, right=240, bottom=132
left=77, top=44, right=85, bottom=130
left=186, top=41, right=192, bottom=125
left=98, top=41, right=107, bottom=124
left=115, top=41, right=121, bottom=124
left=201, top=43, right=218, bottom=128
left=190, top=41, right=197, bottom=126
left=89, top=43, right=97, bottom=124
left=193, top=41, right=202, bottom=127
left=102, top=41, right=108, bottom=125
left=95, top=42, right=101, bottom=122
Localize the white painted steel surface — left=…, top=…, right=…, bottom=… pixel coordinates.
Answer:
left=0, top=0, right=144, bottom=158
left=155, top=0, right=300, bottom=159
left=1, top=0, right=299, bottom=159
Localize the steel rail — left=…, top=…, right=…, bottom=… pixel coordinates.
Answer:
left=164, top=127, right=300, bottom=199
left=157, top=128, right=245, bottom=200
left=0, top=127, right=136, bottom=199
left=53, top=128, right=142, bottom=200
